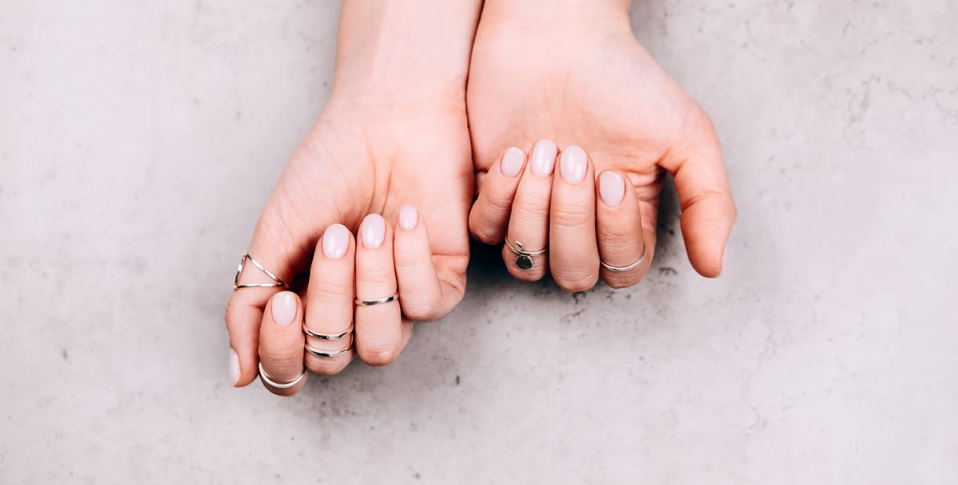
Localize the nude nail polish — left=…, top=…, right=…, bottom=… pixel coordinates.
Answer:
left=560, top=145, right=587, bottom=184
left=229, top=348, right=240, bottom=386
left=599, top=171, right=625, bottom=207
left=399, top=205, right=418, bottom=231
left=361, top=213, right=386, bottom=248
left=531, top=140, right=558, bottom=177
left=322, top=224, right=349, bottom=259
left=500, top=147, right=524, bottom=178
left=271, top=291, right=296, bottom=327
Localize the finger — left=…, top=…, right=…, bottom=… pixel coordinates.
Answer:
left=469, top=147, right=526, bottom=244
left=393, top=204, right=465, bottom=321
left=258, top=291, right=307, bottom=396
left=549, top=145, right=599, bottom=292
left=225, top=199, right=328, bottom=387
left=503, top=139, right=557, bottom=281
left=662, top=108, right=736, bottom=277
left=596, top=171, right=653, bottom=288
left=303, top=224, right=355, bottom=376
left=354, top=214, right=406, bottom=366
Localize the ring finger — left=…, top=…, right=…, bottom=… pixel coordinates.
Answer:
left=354, top=213, right=409, bottom=366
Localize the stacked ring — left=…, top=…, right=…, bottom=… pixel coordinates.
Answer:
left=258, top=362, right=307, bottom=389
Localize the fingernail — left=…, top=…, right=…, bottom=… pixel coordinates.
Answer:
left=560, top=145, right=587, bottom=184
left=322, top=224, right=349, bottom=259
left=229, top=348, right=240, bottom=386
left=399, top=205, right=418, bottom=231
left=271, top=291, right=296, bottom=327
left=361, top=213, right=386, bottom=248
left=500, top=147, right=524, bottom=178
left=530, top=140, right=557, bottom=177
left=599, top=171, right=625, bottom=207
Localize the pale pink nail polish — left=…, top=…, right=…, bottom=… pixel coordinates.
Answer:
left=361, top=213, right=386, bottom=248
left=599, top=171, right=625, bottom=207
left=399, top=205, right=418, bottom=231
left=271, top=291, right=296, bottom=327
left=560, top=145, right=587, bottom=184
left=322, top=224, right=349, bottom=259
left=530, top=140, right=558, bottom=177
left=500, top=147, right=524, bottom=178
left=229, top=348, right=240, bottom=386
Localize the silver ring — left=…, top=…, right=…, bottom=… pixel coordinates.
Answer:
left=354, top=294, right=399, bottom=306
left=304, top=342, right=352, bottom=358
left=258, top=362, right=306, bottom=389
left=600, top=245, right=647, bottom=273
left=505, top=239, right=547, bottom=271
left=234, top=254, right=288, bottom=290
left=302, top=322, right=354, bottom=340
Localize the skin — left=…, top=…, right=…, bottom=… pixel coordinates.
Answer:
left=225, top=0, right=482, bottom=395
left=467, top=0, right=737, bottom=291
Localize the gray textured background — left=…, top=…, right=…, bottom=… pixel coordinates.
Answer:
left=2, top=1, right=956, bottom=483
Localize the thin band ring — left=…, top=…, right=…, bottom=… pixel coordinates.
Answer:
left=304, top=343, right=352, bottom=358
left=234, top=254, right=288, bottom=290
left=302, top=322, right=354, bottom=340
left=258, top=362, right=307, bottom=389
left=354, top=294, right=399, bottom=306
left=505, top=239, right=548, bottom=270
left=600, top=245, right=648, bottom=273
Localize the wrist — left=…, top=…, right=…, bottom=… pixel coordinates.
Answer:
left=329, top=0, right=481, bottom=109
left=479, top=0, right=632, bottom=39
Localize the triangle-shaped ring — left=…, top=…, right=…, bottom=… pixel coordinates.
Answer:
left=233, top=254, right=289, bottom=290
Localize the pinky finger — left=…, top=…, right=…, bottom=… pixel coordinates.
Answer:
left=394, top=204, right=465, bottom=321
left=596, top=171, right=653, bottom=288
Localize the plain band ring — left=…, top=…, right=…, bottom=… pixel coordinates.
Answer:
left=354, top=294, right=399, bottom=306
left=302, top=322, right=353, bottom=340
left=304, top=343, right=352, bottom=358
left=600, top=245, right=648, bottom=273
left=234, top=254, right=288, bottom=290
left=258, top=362, right=307, bottom=389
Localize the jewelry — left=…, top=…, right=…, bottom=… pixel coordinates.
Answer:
left=304, top=342, right=352, bottom=358
left=600, top=245, right=648, bottom=273
left=354, top=294, right=399, bottom=306
left=258, top=362, right=306, bottom=389
left=505, top=239, right=548, bottom=270
left=233, top=254, right=288, bottom=290
left=302, top=322, right=354, bottom=340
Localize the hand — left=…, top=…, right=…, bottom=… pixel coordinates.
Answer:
left=225, top=0, right=480, bottom=395
left=466, top=0, right=736, bottom=291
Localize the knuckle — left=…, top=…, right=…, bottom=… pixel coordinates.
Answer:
left=402, top=299, right=442, bottom=321
left=556, top=272, right=599, bottom=293
left=306, top=355, right=350, bottom=375
left=359, top=341, right=400, bottom=366
left=551, top=205, right=592, bottom=229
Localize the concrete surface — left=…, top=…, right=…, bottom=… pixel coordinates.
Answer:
left=2, top=1, right=957, bottom=483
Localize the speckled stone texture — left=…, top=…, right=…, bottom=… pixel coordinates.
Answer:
left=2, top=1, right=956, bottom=483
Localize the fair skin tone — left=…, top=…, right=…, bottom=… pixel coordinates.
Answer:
left=226, top=0, right=482, bottom=395
left=228, top=0, right=736, bottom=396
left=468, top=0, right=736, bottom=291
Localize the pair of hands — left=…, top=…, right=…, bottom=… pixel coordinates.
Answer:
left=226, top=1, right=735, bottom=395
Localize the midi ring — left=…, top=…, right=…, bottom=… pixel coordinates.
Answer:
left=234, top=254, right=288, bottom=290
left=505, top=239, right=548, bottom=271
left=354, top=294, right=399, bottom=306
left=600, top=245, right=648, bottom=273
left=304, top=342, right=352, bottom=358
left=302, top=322, right=354, bottom=340
left=258, top=362, right=307, bottom=389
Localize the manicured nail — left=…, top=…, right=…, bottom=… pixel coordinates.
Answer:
left=500, top=147, right=524, bottom=178
left=530, top=140, right=557, bottom=177
left=229, top=348, right=240, bottom=386
left=361, top=213, right=386, bottom=248
left=399, top=205, right=418, bottom=231
left=322, top=224, right=349, bottom=259
left=560, top=145, right=587, bottom=184
left=271, top=291, right=296, bottom=327
left=599, top=171, right=625, bottom=207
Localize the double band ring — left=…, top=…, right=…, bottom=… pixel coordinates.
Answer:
left=302, top=322, right=354, bottom=340
left=600, top=244, right=648, bottom=273
left=258, top=362, right=307, bottom=389
left=354, top=294, right=399, bottom=306
left=304, top=342, right=352, bottom=358
left=505, top=239, right=548, bottom=270
left=234, top=254, right=288, bottom=290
